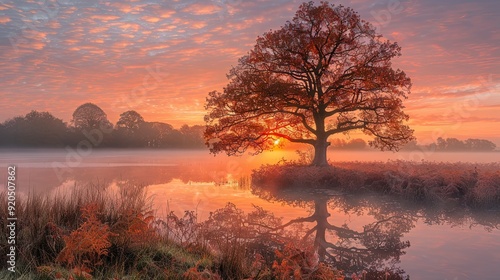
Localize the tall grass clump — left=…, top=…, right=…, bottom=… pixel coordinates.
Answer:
left=0, top=183, right=219, bottom=279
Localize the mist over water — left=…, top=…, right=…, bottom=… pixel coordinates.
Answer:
left=1, top=148, right=499, bottom=278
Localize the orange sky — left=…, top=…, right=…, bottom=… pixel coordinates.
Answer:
left=0, top=0, right=498, bottom=145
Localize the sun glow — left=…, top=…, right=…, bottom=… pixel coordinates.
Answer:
left=274, top=139, right=281, bottom=146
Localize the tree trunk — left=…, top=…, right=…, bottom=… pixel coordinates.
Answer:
left=314, top=198, right=330, bottom=262
left=311, top=137, right=329, bottom=166
left=311, top=110, right=329, bottom=166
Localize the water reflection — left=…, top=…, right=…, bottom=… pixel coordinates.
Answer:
left=252, top=184, right=500, bottom=278
left=304, top=197, right=411, bottom=273
left=3, top=150, right=500, bottom=278
left=17, top=161, right=248, bottom=195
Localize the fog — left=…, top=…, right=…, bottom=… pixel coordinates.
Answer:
left=0, top=148, right=497, bottom=196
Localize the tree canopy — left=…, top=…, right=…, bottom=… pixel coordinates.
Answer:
left=0, top=111, right=67, bottom=146
left=71, top=102, right=112, bottom=130
left=116, top=110, right=145, bottom=131
left=432, top=137, right=496, bottom=151
left=205, top=1, right=414, bottom=165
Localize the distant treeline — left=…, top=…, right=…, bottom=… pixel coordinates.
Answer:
left=0, top=103, right=205, bottom=149
left=404, top=137, right=497, bottom=152
left=330, top=137, right=497, bottom=152
left=1, top=103, right=496, bottom=152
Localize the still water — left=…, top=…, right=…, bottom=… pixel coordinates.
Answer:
left=1, top=149, right=499, bottom=279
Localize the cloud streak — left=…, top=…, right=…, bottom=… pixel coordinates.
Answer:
left=0, top=0, right=498, bottom=144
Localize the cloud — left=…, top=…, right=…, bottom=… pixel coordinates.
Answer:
left=0, top=0, right=498, bottom=137
left=108, top=3, right=135, bottom=13
left=182, top=3, right=221, bottom=15
left=142, top=16, right=161, bottom=23
left=0, top=16, right=10, bottom=23
left=90, top=14, right=121, bottom=21
left=158, top=9, right=176, bottom=18
left=88, top=26, right=109, bottom=34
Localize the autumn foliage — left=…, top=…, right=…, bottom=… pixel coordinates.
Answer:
left=272, top=243, right=343, bottom=280
left=55, top=203, right=114, bottom=273
left=205, top=1, right=414, bottom=166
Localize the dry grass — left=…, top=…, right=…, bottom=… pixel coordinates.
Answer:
left=252, top=161, right=500, bottom=209
left=0, top=183, right=350, bottom=279
left=0, top=183, right=216, bottom=279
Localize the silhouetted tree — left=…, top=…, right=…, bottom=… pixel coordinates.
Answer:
left=140, top=122, right=181, bottom=147
left=400, top=139, right=418, bottom=151
left=1, top=111, right=68, bottom=147
left=436, top=137, right=447, bottom=151
left=344, top=139, right=367, bottom=150
left=432, top=137, right=495, bottom=151
left=113, top=110, right=146, bottom=147
left=330, top=138, right=367, bottom=150
left=0, top=107, right=235, bottom=149
left=180, top=124, right=205, bottom=148
left=1, top=116, right=24, bottom=146
left=205, top=2, right=414, bottom=166
left=71, top=103, right=112, bottom=130
left=116, top=110, right=145, bottom=131
left=0, top=123, right=4, bottom=145
left=445, top=137, right=466, bottom=151
left=465, top=138, right=496, bottom=151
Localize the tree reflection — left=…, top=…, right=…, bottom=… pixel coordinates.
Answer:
left=162, top=187, right=414, bottom=278
left=271, top=194, right=413, bottom=276
left=251, top=180, right=500, bottom=279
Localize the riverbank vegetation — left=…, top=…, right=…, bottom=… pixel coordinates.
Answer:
left=252, top=160, right=500, bottom=209
left=0, top=184, right=215, bottom=279
left=0, top=183, right=358, bottom=280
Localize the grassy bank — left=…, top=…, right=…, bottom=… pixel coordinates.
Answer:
left=1, top=183, right=355, bottom=280
left=252, top=160, right=500, bottom=209
left=0, top=184, right=219, bottom=279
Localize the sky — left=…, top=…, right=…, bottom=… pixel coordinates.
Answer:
left=0, top=0, right=499, bottom=145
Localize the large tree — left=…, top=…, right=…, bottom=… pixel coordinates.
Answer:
left=116, top=110, right=145, bottom=131
left=71, top=102, right=112, bottom=130
left=114, top=110, right=146, bottom=147
left=205, top=2, right=414, bottom=166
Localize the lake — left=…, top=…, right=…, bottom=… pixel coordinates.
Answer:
left=1, top=149, right=499, bottom=279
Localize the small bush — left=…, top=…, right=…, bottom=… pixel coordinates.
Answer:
left=56, top=203, right=115, bottom=273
